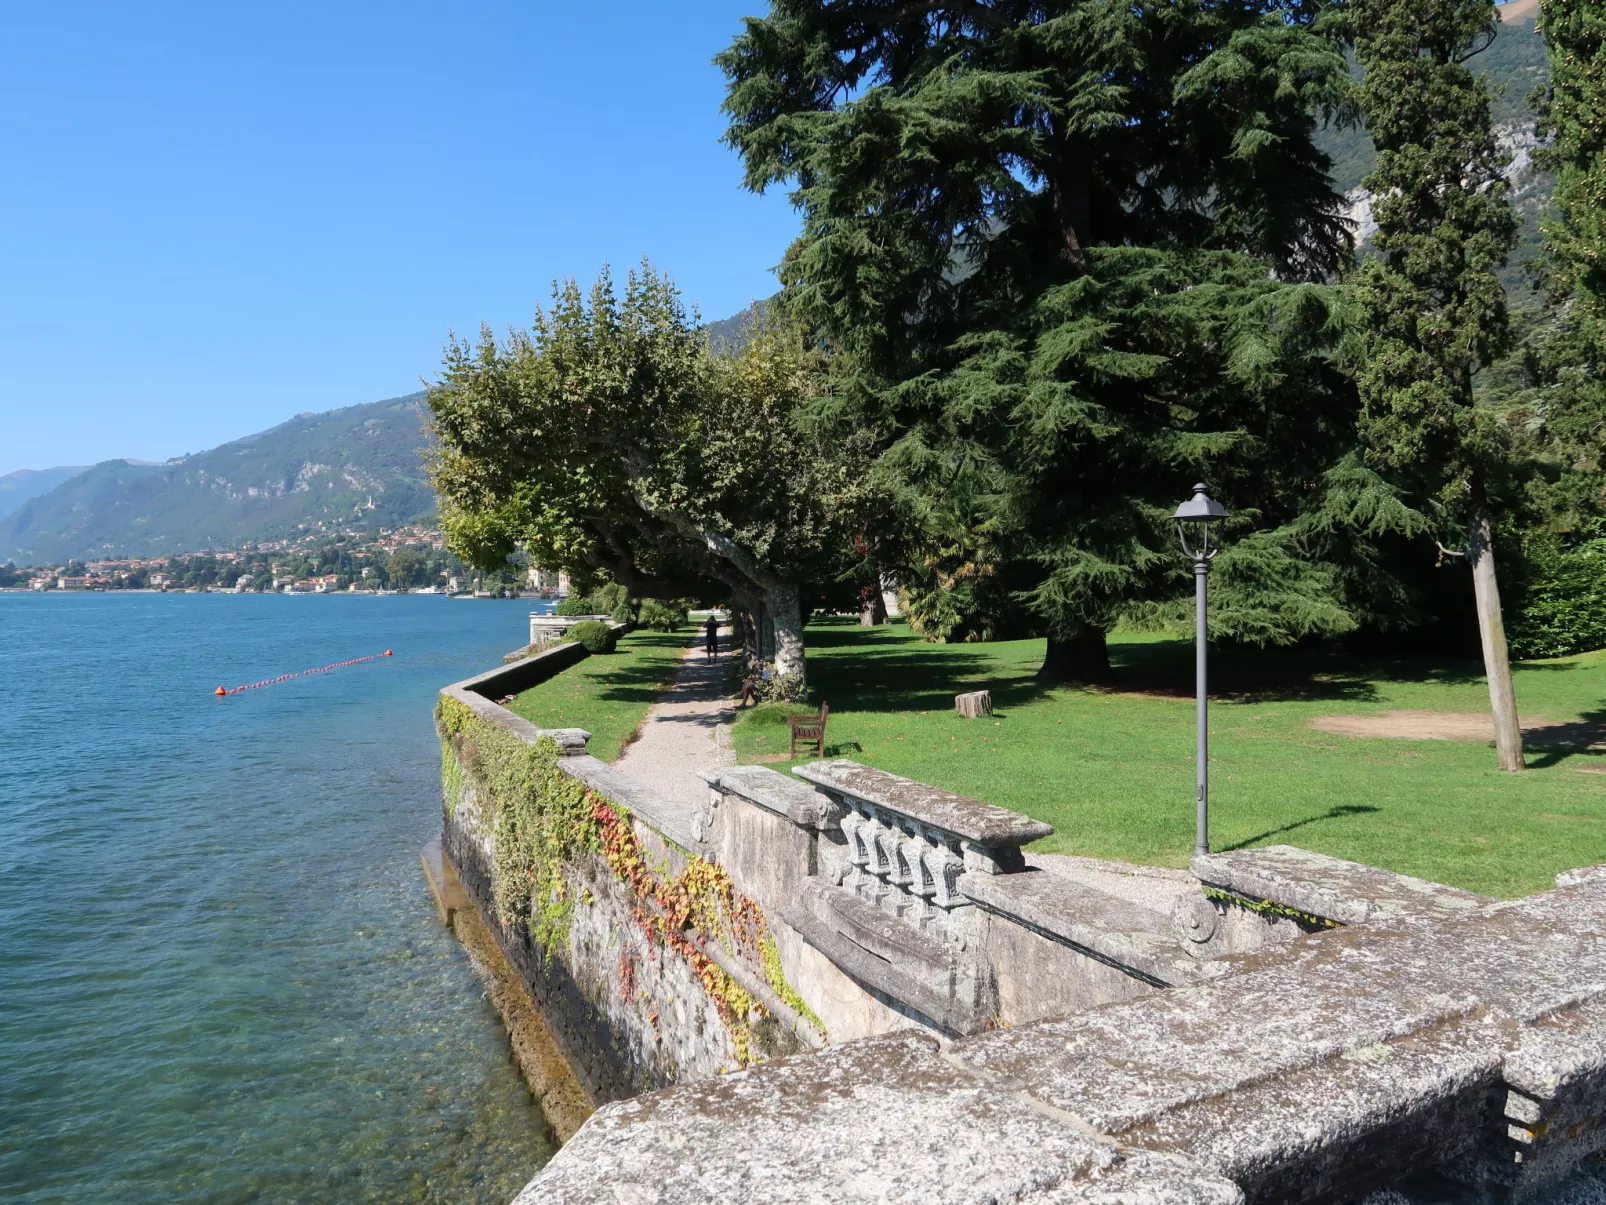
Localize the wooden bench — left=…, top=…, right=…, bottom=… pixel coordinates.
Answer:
left=788, top=702, right=829, bottom=759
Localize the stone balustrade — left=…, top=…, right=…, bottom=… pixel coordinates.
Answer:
left=792, top=759, right=1052, bottom=936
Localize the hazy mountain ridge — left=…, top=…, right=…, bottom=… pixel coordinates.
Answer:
left=0, top=466, right=91, bottom=519
left=0, top=393, right=435, bottom=564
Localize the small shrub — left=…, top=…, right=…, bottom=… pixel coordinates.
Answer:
left=554, top=595, right=595, bottom=616
left=569, top=620, right=618, bottom=653
left=639, top=599, right=689, bottom=631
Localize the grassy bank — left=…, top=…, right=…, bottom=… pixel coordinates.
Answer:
left=505, top=629, right=692, bottom=762
left=732, top=619, right=1606, bottom=897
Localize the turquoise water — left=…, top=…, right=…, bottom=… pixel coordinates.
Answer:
left=0, top=593, right=556, bottom=1203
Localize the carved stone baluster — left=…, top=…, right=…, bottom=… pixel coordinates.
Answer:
left=930, top=838, right=968, bottom=911
left=890, top=821, right=923, bottom=918
left=839, top=807, right=869, bottom=893
left=867, top=809, right=896, bottom=905
left=907, top=827, right=943, bottom=928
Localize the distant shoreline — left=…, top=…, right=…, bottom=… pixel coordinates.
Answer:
left=0, top=587, right=554, bottom=600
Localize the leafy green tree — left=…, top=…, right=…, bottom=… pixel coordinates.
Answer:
left=1537, top=0, right=1606, bottom=332
left=427, top=263, right=873, bottom=691
left=719, top=0, right=1371, bottom=679
left=1348, top=0, right=1524, bottom=768
left=387, top=549, right=425, bottom=589
left=1527, top=0, right=1606, bottom=523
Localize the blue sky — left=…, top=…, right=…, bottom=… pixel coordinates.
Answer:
left=0, top=1, right=796, bottom=471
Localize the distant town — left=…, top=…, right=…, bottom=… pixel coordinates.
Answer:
left=0, top=523, right=567, bottom=597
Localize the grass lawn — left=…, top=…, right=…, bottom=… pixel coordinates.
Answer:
left=731, top=619, right=1606, bottom=898
left=505, top=629, right=692, bottom=762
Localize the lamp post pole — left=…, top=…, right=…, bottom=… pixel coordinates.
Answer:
left=1173, top=483, right=1227, bottom=858
left=1193, top=545, right=1210, bottom=858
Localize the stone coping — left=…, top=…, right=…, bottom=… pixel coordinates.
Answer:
left=1191, top=844, right=1493, bottom=927
left=962, top=866, right=1225, bottom=988
left=697, top=765, right=832, bottom=829
left=451, top=639, right=590, bottom=698
left=518, top=1031, right=1241, bottom=1205
left=793, top=759, right=1053, bottom=847
left=529, top=613, right=613, bottom=638
left=562, top=755, right=706, bottom=857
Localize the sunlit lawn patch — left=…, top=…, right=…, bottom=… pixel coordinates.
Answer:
left=506, top=629, right=692, bottom=762
left=732, top=618, right=1606, bottom=897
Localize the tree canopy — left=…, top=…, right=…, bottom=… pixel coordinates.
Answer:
left=720, top=0, right=1377, bottom=678
left=426, top=264, right=871, bottom=691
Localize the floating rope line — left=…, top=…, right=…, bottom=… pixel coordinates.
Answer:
left=215, top=650, right=392, bottom=696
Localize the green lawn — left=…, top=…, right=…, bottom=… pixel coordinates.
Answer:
left=505, top=629, right=692, bottom=762
left=732, top=619, right=1606, bottom=898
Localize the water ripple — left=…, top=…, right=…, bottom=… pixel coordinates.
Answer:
left=0, top=593, right=554, bottom=1204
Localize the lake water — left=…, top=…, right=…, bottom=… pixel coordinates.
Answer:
left=0, top=593, right=557, bottom=1204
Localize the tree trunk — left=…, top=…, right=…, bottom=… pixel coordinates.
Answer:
left=764, top=583, right=807, bottom=694
left=1038, top=629, right=1112, bottom=684
left=734, top=603, right=760, bottom=675
left=1468, top=512, right=1525, bottom=772
left=1050, top=157, right=1092, bottom=270
left=858, top=584, right=887, bottom=626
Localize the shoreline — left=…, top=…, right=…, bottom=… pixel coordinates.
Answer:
left=420, top=837, right=594, bottom=1143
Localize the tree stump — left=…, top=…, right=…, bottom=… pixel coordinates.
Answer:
left=955, top=690, right=992, bottom=718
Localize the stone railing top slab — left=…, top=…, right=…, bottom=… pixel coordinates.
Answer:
left=563, top=755, right=706, bottom=858
left=793, top=759, right=1053, bottom=847
left=1192, top=844, right=1492, bottom=927
left=698, top=765, right=831, bottom=829
left=517, top=1031, right=1241, bottom=1205
left=961, top=866, right=1226, bottom=988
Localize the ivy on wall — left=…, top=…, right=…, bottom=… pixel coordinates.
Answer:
left=437, top=695, right=823, bottom=1067
left=437, top=695, right=602, bottom=952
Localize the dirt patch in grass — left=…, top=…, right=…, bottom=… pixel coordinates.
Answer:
left=1310, top=710, right=1606, bottom=748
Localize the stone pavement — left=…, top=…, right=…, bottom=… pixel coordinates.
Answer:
left=613, top=628, right=735, bottom=809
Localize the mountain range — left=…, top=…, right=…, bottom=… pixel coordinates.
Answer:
left=0, top=466, right=92, bottom=520
left=0, top=394, right=434, bottom=565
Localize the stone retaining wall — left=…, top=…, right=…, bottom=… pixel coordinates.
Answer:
left=435, top=654, right=1606, bottom=1205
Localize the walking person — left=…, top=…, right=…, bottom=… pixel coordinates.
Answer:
left=704, top=613, right=719, bottom=661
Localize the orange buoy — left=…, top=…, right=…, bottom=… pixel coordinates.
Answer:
left=215, top=686, right=227, bottom=696
left=384, top=649, right=393, bottom=656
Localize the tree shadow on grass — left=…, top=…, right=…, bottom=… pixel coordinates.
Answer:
left=1523, top=708, right=1606, bottom=769
left=800, top=618, right=1594, bottom=714
left=1221, top=805, right=1382, bottom=851
left=1112, top=639, right=1582, bottom=705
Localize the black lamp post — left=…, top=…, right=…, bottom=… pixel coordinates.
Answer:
left=1173, top=483, right=1228, bottom=856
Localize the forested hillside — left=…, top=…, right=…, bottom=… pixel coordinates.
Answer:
left=0, top=466, right=91, bottom=519
left=0, top=394, right=433, bottom=563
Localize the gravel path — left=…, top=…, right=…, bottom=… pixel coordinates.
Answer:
left=613, top=630, right=736, bottom=809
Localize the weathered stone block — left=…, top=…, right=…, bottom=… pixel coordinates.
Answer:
left=1192, top=845, right=1492, bottom=928
left=517, top=1032, right=1244, bottom=1205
